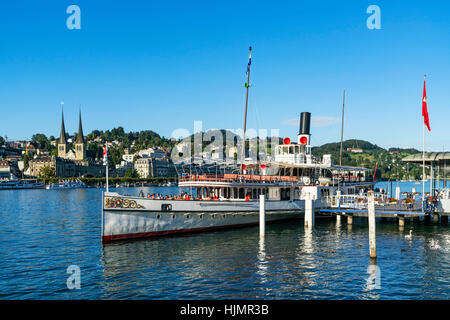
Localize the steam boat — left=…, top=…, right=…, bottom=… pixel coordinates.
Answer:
left=101, top=48, right=373, bottom=243
left=101, top=112, right=373, bottom=242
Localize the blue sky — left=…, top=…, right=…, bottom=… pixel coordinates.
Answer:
left=1, top=0, right=449, bottom=150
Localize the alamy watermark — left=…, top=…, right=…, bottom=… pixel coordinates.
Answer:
left=66, top=5, right=81, bottom=30
left=66, top=265, right=81, bottom=289
left=366, top=5, right=381, bottom=30
left=169, top=121, right=281, bottom=169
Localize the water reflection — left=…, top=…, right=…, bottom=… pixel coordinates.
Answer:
left=336, top=215, right=341, bottom=229
left=303, top=227, right=314, bottom=255
left=256, top=236, right=268, bottom=284
left=362, top=261, right=381, bottom=299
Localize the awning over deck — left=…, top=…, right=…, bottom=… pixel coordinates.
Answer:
left=402, top=152, right=450, bottom=164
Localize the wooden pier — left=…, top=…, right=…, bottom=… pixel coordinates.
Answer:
left=318, top=193, right=429, bottom=219
left=310, top=192, right=436, bottom=259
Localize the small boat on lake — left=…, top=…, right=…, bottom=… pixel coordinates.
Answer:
left=0, top=173, right=45, bottom=190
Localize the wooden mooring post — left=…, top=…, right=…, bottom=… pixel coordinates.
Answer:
left=259, top=194, right=265, bottom=237
left=305, top=193, right=315, bottom=227
left=347, top=215, right=353, bottom=225
left=432, top=214, right=440, bottom=223
left=398, top=216, right=405, bottom=227
left=368, top=191, right=377, bottom=259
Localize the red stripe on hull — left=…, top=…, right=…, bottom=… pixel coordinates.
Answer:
left=102, top=221, right=260, bottom=244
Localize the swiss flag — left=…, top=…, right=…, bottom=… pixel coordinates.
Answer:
left=422, top=77, right=431, bottom=131
left=102, top=143, right=108, bottom=164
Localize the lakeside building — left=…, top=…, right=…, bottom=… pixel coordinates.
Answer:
left=122, top=153, right=135, bottom=163
left=135, top=158, right=177, bottom=178
left=347, top=147, right=363, bottom=153
left=136, top=148, right=167, bottom=159
left=0, top=160, right=11, bottom=180
left=28, top=110, right=105, bottom=178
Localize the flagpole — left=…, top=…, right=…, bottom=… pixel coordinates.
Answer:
left=106, top=142, right=109, bottom=193
left=422, top=75, right=426, bottom=212
left=338, top=90, right=345, bottom=190
left=423, top=114, right=425, bottom=211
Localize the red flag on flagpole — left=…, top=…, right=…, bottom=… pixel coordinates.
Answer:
left=373, top=161, right=378, bottom=182
left=422, top=77, right=431, bottom=131
left=103, top=143, right=108, bottom=164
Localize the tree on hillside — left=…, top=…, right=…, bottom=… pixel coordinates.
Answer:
left=39, top=165, right=55, bottom=183
left=124, top=168, right=139, bottom=178
left=31, top=133, right=51, bottom=150
left=23, top=153, right=30, bottom=169
left=87, top=142, right=103, bottom=161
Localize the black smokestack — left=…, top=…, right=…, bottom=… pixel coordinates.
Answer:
left=299, top=112, right=311, bottom=135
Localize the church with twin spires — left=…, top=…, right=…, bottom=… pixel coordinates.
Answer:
left=28, top=109, right=105, bottom=178
left=57, top=109, right=87, bottom=162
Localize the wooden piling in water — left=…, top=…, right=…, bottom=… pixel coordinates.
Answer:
left=305, top=194, right=315, bottom=227
left=259, top=194, right=265, bottom=237
left=368, top=191, right=377, bottom=259
left=398, top=216, right=405, bottom=227
left=347, top=215, right=353, bottom=225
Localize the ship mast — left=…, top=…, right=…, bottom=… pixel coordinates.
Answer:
left=339, top=90, right=345, bottom=167
left=240, top=46, right=252, bottom=174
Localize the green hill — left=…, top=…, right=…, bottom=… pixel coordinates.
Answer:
left=312, top=140, right=420, bottom=180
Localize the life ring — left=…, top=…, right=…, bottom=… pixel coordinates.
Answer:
left=302, top=177, right=311, bottom=185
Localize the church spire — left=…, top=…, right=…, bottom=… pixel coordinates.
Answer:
left=75, top=108, right=85, bottom=144
left=58, top=104, right=67, bottom=144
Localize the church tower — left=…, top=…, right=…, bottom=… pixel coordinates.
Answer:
left=74, top=110, right=86, bottom=161
left=57, top=109, right=67, bottom=159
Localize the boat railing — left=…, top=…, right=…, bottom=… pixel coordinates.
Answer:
left=179, top=173, right=298, bottom=184
left=332, top=175, right=368, bottom=183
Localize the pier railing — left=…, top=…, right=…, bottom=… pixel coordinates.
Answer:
left=325, top=194, right=424, bottom=211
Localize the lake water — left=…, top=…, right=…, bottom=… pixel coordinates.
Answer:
left=0, top=183, right=449, bottom=299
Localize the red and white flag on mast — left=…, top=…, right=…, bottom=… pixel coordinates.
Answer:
left=373, top=161, right=378, bottom=182
left=103, top=143, right=108, bottom=165
left=422, top=77, right=431, bottom=131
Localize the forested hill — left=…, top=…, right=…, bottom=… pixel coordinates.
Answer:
left=312, top=140, right=384, bottom=155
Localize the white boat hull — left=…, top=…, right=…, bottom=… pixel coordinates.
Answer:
left=101, top=193, right=304, bottom=242
left=0, top=183, right=45, bottom=190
